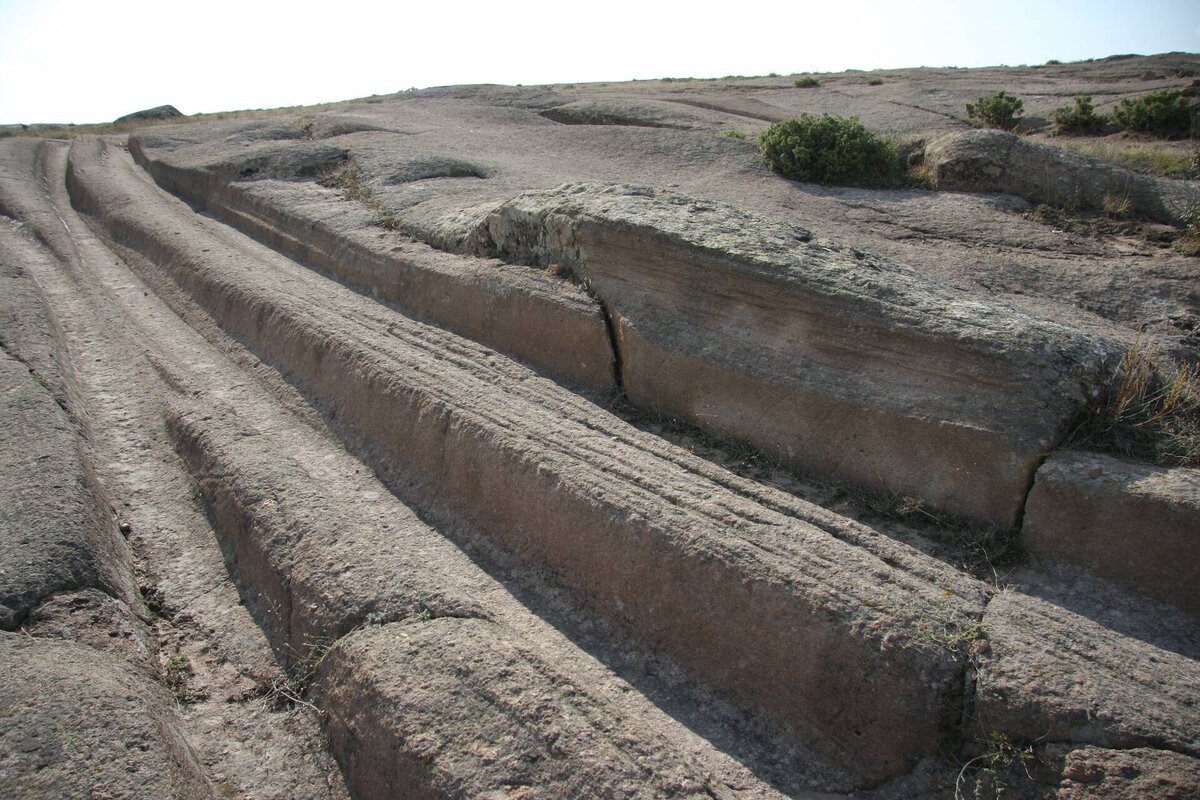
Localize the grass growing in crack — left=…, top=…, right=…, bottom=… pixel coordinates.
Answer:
left=956, top=731, right=1035, bottom=800
left=161, top=654, right=208, bottom=705
left=240, top=632, right=342, bottom=714
left=907, top=604, right=984, bottom=656
left=316, top=159, right=401, bottom=231
left=1066, top=338, right=1200, bottom=467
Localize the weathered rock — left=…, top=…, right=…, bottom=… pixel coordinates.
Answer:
left=115, top=104, right=183, bottom=124
left=975, top=591, right=1200, bottom=756
left=163, top=388, right=793, bottom=797
left=3, top=55, right=1197, bottom=796
left=1056, top=746, right=1200, bottom=799
left=0, top=348, right=138, bottom=629
left=1023, top=451, right=1200, bottom=617
left=0, top=257, right=69, bottom=405
left=0, top=634, right=213, bottom=800
left=322, top=619, right=717, bottom=800
left=480, top=182, right=1111, bottom=527
left=925, top=129, right=1200, bottom=224
left=72, top=135, right=985, bottom=785
left=540, top=98, right=707, bottom=128
left=22, top=588, right=156, bottom=672
left=127, top=138, right=617, bottom=395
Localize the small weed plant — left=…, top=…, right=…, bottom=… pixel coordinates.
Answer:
left=1052, top=95, right=1105, bottom=135
left=161, top=654, right=208, bottom=705
left=956, top=731, right=1035, bottom=800
left=1067, top=339, right=1200, bottom=467
left=759, top=114, right=903, bottom=187
left=1100, top=192, right=1132, bottom=219
left=317, top=159, right=400, bottom=231
left=1112, top=89, right=1192, bottom=139
left=793, top=76, right=821, bottom=88
left=1176, top=200, right=1200, bottom=254
left=966, top=91, right=1024, bottom=130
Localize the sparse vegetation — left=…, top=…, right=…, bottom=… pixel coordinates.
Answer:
left=957, top=731, right=1035, bottom=800
left=1067, top=339, right=1200, bottom=467
left=1053, top=138, right=1196, bottom=178
left=906, top=603, right=984, bottom=656
left=317, top=159, right=400, bottom=230
left=966, top=91, right=1024, bottom=130
left=907, top=161, right=934, bottom=189
left=793, top=76, right=821, bottom=88
left=1177, top=199, right=1200, bottom=255
left=758, top=114, right=903, bottom=187
left=718, top=130, right=748, bottom=139
left=1111, top=89, right=1192, bottom=139
left=161, top=654, right=208, bottom=704
left=1051, top=95, right=1105, bottom=135
left=1100, top=192, right=1131, bottom=219
left=867, top=78, right=884, bottom=86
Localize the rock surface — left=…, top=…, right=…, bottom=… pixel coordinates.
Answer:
left=0, top=280, right=139, bottom=629
left=1, top=54, right=1198, bottom=799
left=925, top=129, right=1200, bottom=224
left=1055, top=747, right=1200, bottom=799
left=479, top=181, right=1111, bottom=526
left=1024, top=451, right=1200, bottom=616
left=0, top=634, right=214, bottom=800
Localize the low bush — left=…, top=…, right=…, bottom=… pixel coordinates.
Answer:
left=1111, top=89, right=1192, bottom=138
left=867, top=78, right=884, bottom=86
left=966, top=91, right=1024, bottom=130
left=758, top=114, right=903, bottom=187
left=793, top=76, right=820, bottom=88
left=1052, top=95, right=1106, bottom=134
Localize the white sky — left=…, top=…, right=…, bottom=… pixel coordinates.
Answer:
left=2, top=0, right=1198, bottom=124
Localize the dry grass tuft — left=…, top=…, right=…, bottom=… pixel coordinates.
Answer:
left=316, top=160, right=400, bottom=230
left=1054, top=137, right=1197, bottom=178
left=1068, top=339, right=1200, bottom=467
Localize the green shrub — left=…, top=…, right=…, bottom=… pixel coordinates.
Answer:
left=966, top=91, right=1024, bottom=130
left=1052, top=95, right=1105, bottom=134
left=793, top=76, right=820, bottom=88
left=758, top=114, right=903, bottom=187
left=867, top=78, right=884, bottom=86
left=1111, top=89, right=1192, bottom=139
